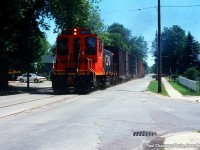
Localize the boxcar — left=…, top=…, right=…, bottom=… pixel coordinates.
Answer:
left=104, top=46, right=136, bottom=80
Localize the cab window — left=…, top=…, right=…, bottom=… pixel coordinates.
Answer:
left=74, top=38, right=80, bottom=63
left=57, top=38, right=68, bottom=55
left=99, top=41, right=102, bottom=51
left=85, top=37, right=97, bottom=55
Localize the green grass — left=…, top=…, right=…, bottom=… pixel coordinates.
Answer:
left=197, top=130, right=200, bottom=133
left=147, top=80, right=169, bottom=96
left=167, top=77, right=200, bottom=96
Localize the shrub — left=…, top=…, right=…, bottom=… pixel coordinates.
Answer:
left=183, top=67, right=200, bottom=80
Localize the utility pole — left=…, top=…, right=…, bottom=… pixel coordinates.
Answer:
left=157, top=0, right=162, bottom=93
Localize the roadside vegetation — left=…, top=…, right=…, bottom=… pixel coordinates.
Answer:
left=147, top=80, right=169, bottom=96
left=151, top=26, right=200, bottom=92
left=167, top=77, right=199, bottom=96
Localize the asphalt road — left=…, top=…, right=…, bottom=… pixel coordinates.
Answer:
left=0, top=75, right=200, bottom=150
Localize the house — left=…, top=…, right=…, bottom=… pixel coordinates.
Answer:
left=38, top=55, right=55, bottom=79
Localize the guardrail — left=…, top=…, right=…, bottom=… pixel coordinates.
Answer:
left=178, top=76, right=199, bottom=92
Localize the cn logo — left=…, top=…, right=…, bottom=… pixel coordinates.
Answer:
left=105, top=55, right=110, bottom=66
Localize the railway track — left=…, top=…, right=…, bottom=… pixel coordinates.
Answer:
left=0, top=94, right=78, bottom=119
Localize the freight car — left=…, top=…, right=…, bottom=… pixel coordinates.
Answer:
left=51, top=28, right=144, bottom=93
left=104, top=46, right=145, bottom=81
left=104, top=46, right=134, bottom=81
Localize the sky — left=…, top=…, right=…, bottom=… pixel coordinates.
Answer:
left=45, top=0, right=200, bottom=67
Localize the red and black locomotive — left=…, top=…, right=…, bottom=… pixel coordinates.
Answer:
left=52, top=28, right=144, bottom=93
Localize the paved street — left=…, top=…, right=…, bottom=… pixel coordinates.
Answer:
left=0, top=75, right=200, bottom=150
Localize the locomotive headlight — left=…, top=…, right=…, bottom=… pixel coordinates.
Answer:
left=74, top=28, right=77, bottom=35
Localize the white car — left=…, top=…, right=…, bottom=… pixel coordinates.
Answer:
left=17, top=73, right=46, bottom=83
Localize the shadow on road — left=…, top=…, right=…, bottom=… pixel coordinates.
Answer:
left=0, top=86, right=84, bottom=96
left=0, top=86, right=54, bottom=96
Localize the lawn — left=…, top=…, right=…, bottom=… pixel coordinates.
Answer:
left=167, top=77, right=199, bottom=96
left=147, top=80, right=169, bottom=96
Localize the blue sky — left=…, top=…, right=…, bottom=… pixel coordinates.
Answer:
left=45, top=0, right=200, bottom=66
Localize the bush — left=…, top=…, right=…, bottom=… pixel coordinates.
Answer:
left=183, top=67, right=200, bottom=80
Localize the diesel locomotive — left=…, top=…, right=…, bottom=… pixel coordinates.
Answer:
left=51, top=28, right=144, bottom=93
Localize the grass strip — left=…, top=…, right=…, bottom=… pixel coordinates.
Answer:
left=147, top=80, right=169, bottom=96
left=167, top=78, right=199, bottom=96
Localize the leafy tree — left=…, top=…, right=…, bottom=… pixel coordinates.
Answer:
left=151, top=26, right=186, bottom=75
left=0, top=0, right=98, bottom=89
left=107, top=33, right=130, bottom=51
left=183, top=67, right=200, bottom=80
left=107, top=23, right=132, bottom=46
left=150, top=64, right=157, bottom=74
left=49, top=43, right=57, bottom=56
left=105, top=23, right=148, bottom=61
left=151, top=32, right=158, bottom=72
left=161, top=25, right=186, bottom=75
left=47, top=0, right=93, bottom=30
left=130, top=36, right=148, bottom=61
left=88, top=6, right=105, bottom=35
left=99, top=32, right=112, bottom=46
left=0, top=0, right=35, bottom=88
left=178, top=32, right=199, bottom=73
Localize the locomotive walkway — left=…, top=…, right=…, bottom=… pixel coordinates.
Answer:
left=162, top=77, right=200, bottom=102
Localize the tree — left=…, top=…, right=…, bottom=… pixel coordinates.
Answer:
left=105, top=23, right=148, bottom=62
left=99, top=32, right=112, bottom=46
left=0, top=0, right=33, bottom=88
left=178, top=32, right=200, bottom=73
left=151, top=32, right=158, bottom=73
left=0, top=0, right=97, bottom=89
left=183, top=67, right=200, bottom=80
left=107, top=23, right=132, bottom=46
left=151, top=25, right=186, bottom=75
left=104, top=23, right=131, bottom=52
left=130, top=36, right=148, bottom=61
left=88, top=6, right=105, bottom=35
left=161, top=25, right=186, bottom=75
left=47, top=0, right=93, bottom=30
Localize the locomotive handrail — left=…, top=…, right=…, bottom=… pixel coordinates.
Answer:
left=86, top=58, right=96, bottom=84
left=56, top=59, right=60, bottom=64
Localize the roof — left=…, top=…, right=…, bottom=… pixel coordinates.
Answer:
left=42, top=55, right=56, bottom=64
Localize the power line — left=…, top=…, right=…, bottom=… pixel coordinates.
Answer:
left=162, top=4, right=200, bottom=8
left=101, top=4, right=200, bottom=13
left=101, top=6, right=157, bottom=13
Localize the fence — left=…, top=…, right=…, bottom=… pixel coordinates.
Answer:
left=178, top=76, right=199, bottom=92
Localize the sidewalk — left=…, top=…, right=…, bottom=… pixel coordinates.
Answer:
left=161, top=77, right=200, bottom=150
left=163, top=131, right=200, bottom=150
left=162, top=77, right=200, bottom=102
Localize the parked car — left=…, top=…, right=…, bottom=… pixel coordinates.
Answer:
left=152, top=74, right=157, bottom=79
left=16, top=73, right=46, bottom=83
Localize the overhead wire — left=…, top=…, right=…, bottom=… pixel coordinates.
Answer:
left=161, top=4, right=200, bottom=8
left=102, top=6, right=157, bottom=13
left=101, top=4, right=200, bottom=13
